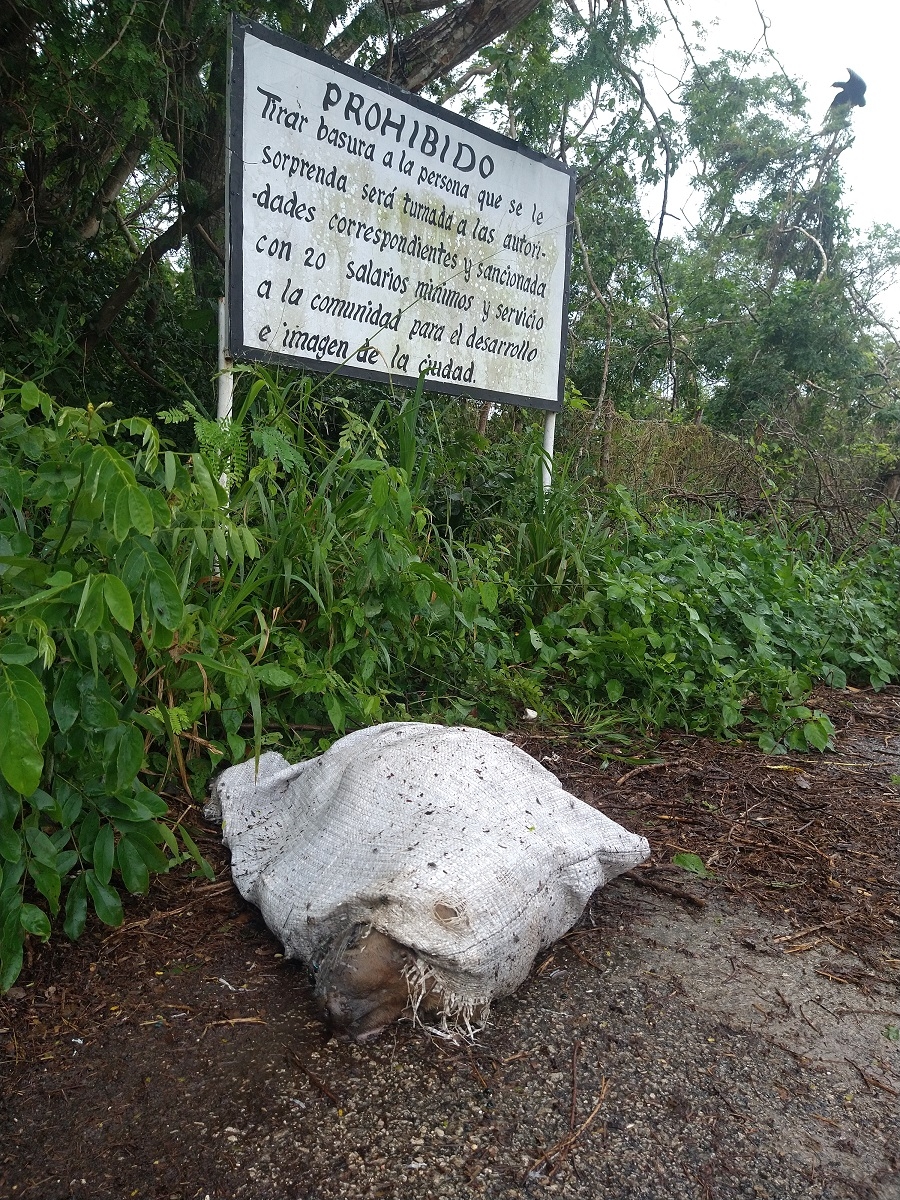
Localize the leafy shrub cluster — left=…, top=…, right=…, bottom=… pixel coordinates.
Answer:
left=1, top=369, right=899, bottom=988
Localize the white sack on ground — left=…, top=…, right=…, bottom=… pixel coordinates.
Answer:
left=208, top=722, right=650, bottom=1028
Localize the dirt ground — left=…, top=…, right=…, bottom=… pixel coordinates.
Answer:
left=2, top=687, right=899, bottom=1200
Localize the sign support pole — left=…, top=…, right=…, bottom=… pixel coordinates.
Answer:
left=217, top=295, right=234, bottom=423
left=541, top=410, right=556, bottom=492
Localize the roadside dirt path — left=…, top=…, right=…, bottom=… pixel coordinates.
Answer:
left=2, top=688, right=898, bottom=1199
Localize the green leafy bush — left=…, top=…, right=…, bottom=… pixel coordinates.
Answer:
left=2, top=368, right=899, bottom=991
left=0, top=377, right=260, bottom=988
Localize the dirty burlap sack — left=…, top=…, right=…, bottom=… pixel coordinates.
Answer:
left=208, top=722, right=650, bottom=1032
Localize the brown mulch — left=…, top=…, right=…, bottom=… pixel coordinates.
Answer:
left=517, top=685, right=900, bottom=983
left=1, top=686, right=899, bottom=1198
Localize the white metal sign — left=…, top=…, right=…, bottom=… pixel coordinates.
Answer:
left=228, top=20, right=575, bottom=412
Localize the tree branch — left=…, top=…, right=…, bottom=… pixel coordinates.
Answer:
left=368, top=0, right=543, bottom=92
left=80, top=204, right=210, bottom=357
left=326, top=0, right=446, bottom=62
left=784, top=225, right=827, bottom=283
left=78, top=131, right=147, bottom=240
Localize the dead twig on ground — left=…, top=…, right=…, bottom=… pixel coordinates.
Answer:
left=845, top=1058, right=899, bottom=1097
left=525, top=1078, right=610, bottom=1180
left=286, top=1046, right=341, bottom=1107
left=623, top=869, right=707, bottom=908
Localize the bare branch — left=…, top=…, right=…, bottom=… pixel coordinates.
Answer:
left=574, top=212, right=615, bottom=479
left=440, top=62, right=497, bottom=101
left=114, top=204, right=140, bottom=255
left=848, top=283, right=900, bottom=353
left=89, top=0, right=139, bottom=70
left=783, top=225, right=827, bottom=283
left=659, top=0, right=708, bottom=88
left=123, top=174, right=177, bottom=226
left=753, top=1, right=794, bottom=87
left=194, top=221, right=226, bottom=265
left=78, top=132, right=147, bottom=240
left=614, top=53, right=678, bottom=408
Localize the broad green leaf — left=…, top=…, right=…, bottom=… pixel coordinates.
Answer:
left=53, top=665, right=81, bottom=732
left=116, top=835, right=150, bottom=895
left=19, top=903, right=51, bottom=940
left=93, top=823, right=115, bottom=886
left=672, top=852, right=713, bottom=879
left=192, top=453, right=225, bottom=507
left=0, top=696, right=43, bottom=796
left=804, top=719, right=832, bottom=752
left=324, top=692, right=346, bottom=734
left=254, top=665, right=298, bottom=689
left=76, top=810, right=100, bottom=861
left=112, top=483, right=132, bottom=542
left=75, top=575, right=104, bottom=633
left=24, top=826, right=57, bottom=869
left=6, top=665, right=49, bottom=745
left=27, top=856, right=61, bottom=913
left=0, top=905, right=25, bottom=992
left=370, top=473, right=390, bottom=508
left=97, top=791, right=166, bottom=824
left=56, top=781, right=82, bottom=826
left=0, top=466, right=24, bottom=509
left=122, top=540, right=184, bottom=629
left=20, top=381, right=42, bottom=411
left=128, top=487, right=155, bottom=536
left=146, top=561, right=184, bottom=630
left=478, top=581, right=498, bottom=613
left=63, top=873, right=88, bottom=940
left=606, top=679, right=624, bottom=704
left=461, top=587, right=479, bottom=625
left=396, top=482, right=412, bottom=526
left=85, top=869, right=123, bottom=927
left=211, top=524, right=229, bottom=565
left=80, top=685, right=119, bottom=729
left=56, top=850, right=78, bottom=874
left=157, top=824, right=181, bottom=859
left=0, top=639, right=38, bottom=665
left=0, top=818, right=21, bottom=863
left=30, top=789, right=55, bottom=813
left=106, top=630, right=138, bottom=690
left=127, top=831, right=171, bottom=874
left=113, top=726, right=145, bottom=791
left=102, top=574, right=135, bottom=631
left=241, top=526, right=259, bottom=559
left=131, top=781, right=168, bottom=817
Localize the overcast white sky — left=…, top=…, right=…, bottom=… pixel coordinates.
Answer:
left=646, top=0, right=900, bottom=321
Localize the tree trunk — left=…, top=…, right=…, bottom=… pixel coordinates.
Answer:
left=181, top=41, right=229, bottom=304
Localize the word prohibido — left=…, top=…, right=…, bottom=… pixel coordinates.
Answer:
left=321, top=83, right=494, bottom=180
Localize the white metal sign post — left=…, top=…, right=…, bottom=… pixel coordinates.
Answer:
left=226, top=19, right=575, bottom=476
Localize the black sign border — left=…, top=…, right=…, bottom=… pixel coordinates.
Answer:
left=227, top=17, right=575, bottom=414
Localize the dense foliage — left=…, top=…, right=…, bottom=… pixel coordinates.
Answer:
left=2, top=1, right=899, bottom=984
left=3, top=370, right=900, bottom=987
